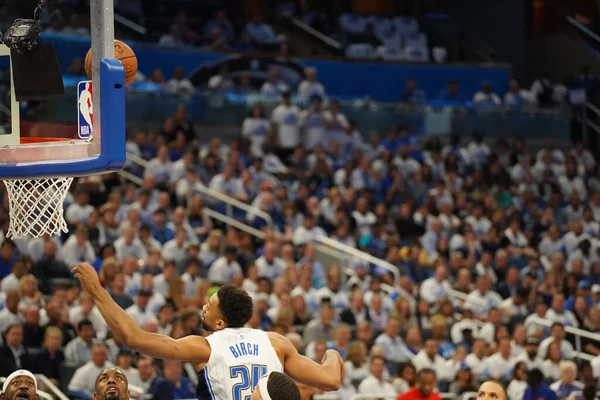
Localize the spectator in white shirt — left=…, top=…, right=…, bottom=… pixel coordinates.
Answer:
left=465, top=203, right=492, bottom=237
left=542, top=341, right=563, bottom=381
left=538, top=323, right=574, bottom=359
left=158, top=25, right=184, bottom=48
left=271, top=91, right=301, bottom=160
left=513, top=337, right=544, bottom=371
left=323, top=99, right=351, bottom=145
left=352, top=198, right=377, bottom=237
left=419, top=265, right=451, bottom=305
left=60, top=227, right=96, bottom=268
left=145, top=145, right=172, bottom=187
left=357, top=355, right=396, bottom=396
left=559, top=161, right=587, bottom=202
left=292, top=214, right=326, bottom=246
left=246, top=14, right=278, bottom=47
left=464, top=275, right=503, bottom=318
left=208, top=246, right=242, bottom=285
left=412, top=339, right=448, bottom=379
left=69, top=295, right=107, bottom=338
left=481, top=337, right=515, bottom=380
left=64, top=319, right=95, bottom=364
left=538, top=225, right=565, bottom=257
left=114, top=226, right=148, bottom=260
left=68, top=343, right=114, bottom=397
left=0, top=260, right=27, bottom=293
left=65, top=191, right=94, bottom=226
left=207, top=66, right=234, bottom=92
left=166, top=67, right=195, bottom=97
left=504, top=78, right=533, bottom=109
left=570, top=141, right=596, bottom=173
left=161, top=229, right=189, bottom=272
left=465, top=339, right=487, bottom=376
left=545, top=294, right=578, bottom=327
left=261, top=67, right=289, bottom=95
left=298, top=67, right=326, bottom=98
left=125, top=289, right=157, bottom=327
left=242, top=103, right=271, bottom=157
left=208, top=165, right=248, bottom=202
left=181, top=259, right=202, bottom=297
left=255, top=243, right=287, bottom=281
left=473, top=82, right=502, bottom=106
left=374, top=319, right=406, bottom=362
left=301, top=95, right=328, bottom=150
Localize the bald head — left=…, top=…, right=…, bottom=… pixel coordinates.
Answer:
left=478, top=381, right=506, bottom=400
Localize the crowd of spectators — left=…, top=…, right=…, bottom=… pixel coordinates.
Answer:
left=0, top=82, right=599, bottom=400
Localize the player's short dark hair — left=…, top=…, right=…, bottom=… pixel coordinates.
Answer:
left=267, top=372, right=301, bottom=400
left=217, top=284, right=253, bottom=328
left=417, top=367, right=436, bottom=380
left=78, top=319, right=94, bottom=331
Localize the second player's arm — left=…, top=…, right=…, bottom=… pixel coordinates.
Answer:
left=268, top=332, right=342, bottom=391
left=91, top=280, right=211, bottom=362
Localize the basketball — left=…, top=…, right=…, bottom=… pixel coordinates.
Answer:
left=85, top=39, right=137, bottom=86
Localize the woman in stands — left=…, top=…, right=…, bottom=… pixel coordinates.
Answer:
left=542, top=341, right=563, bottom=381
left=506, top=361, right=528, bottom=400
left=392, top=363, right=416, bottom=394
left=344, top=341, right=369, bottom=386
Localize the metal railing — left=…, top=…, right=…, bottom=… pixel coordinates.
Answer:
left=315, top=235, right=400, bottom=283
left=126, top=152, right=273, bottom=228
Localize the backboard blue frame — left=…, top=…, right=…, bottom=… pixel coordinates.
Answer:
left=0, top=0, right=126, bottom=179
left=0, top=59, right=126, bottom=178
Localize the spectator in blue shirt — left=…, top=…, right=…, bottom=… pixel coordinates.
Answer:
left=0, top=240, right=17, bottom=279
left=399, top=78, right=426, bottom=105
left=163, top=359, right=196, bottom=399
left=437, top=79, right=465, bottom=104
left=523, top=368, right=558, bottom=400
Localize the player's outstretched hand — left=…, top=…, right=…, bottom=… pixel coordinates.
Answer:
left=72, top=262, right=102, bottom=297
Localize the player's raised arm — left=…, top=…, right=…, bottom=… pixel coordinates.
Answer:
left=268, top=332, right=343, bottom=391
left=72, top=262, right=211, bottom=362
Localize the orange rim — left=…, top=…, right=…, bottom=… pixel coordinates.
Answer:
left=20, top=137, right=77, bottom=144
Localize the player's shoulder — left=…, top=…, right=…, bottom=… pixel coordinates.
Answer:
left=266, top=331, right=294, bottom=353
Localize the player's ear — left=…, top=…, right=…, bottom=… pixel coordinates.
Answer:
left=126, top=390, right=130, bottom=400
left=0, top=393, right=6, bottom=400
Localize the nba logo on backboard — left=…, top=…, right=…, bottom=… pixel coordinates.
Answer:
left=78, top=81, right=93, bottom=139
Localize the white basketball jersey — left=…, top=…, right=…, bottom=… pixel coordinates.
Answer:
left=201, top=328, right=283, bottom=400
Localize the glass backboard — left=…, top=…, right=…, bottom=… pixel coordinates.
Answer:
left=0, top=0, right=126, bottom=179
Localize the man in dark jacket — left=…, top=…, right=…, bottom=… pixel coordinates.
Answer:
left=0, top=324, right=30, bottom=377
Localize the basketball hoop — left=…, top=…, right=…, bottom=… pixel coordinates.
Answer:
left=3, top=176, right=73, bottom=239
left=2, top=138, right=75, bottom=239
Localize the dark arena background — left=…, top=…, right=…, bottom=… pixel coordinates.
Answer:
left=0, top=0, right=600, bottom=399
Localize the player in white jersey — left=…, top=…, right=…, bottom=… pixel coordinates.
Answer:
left=72, top=263, right=343, bottom=400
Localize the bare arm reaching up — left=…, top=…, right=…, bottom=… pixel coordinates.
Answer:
left=268, top=332, right=343, bottom=391
left=72, top=262, right=211, bottom=362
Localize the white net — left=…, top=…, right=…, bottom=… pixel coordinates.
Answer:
left=3, top=177, right=74, bottom=239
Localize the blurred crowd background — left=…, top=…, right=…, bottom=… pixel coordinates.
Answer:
left=0, top=1, right=599, bottom=400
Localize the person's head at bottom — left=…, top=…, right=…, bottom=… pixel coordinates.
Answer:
left=0, top=370, right=38, bottom=400
left=416, top=368, right=437, bottom=398
left=201, top=284, right=254, bottom=332
left=251, top=372, right=300, bottom=400
left=477, top=381, right=507, bottom=400
left=94, top=367, right=130, bottom=400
